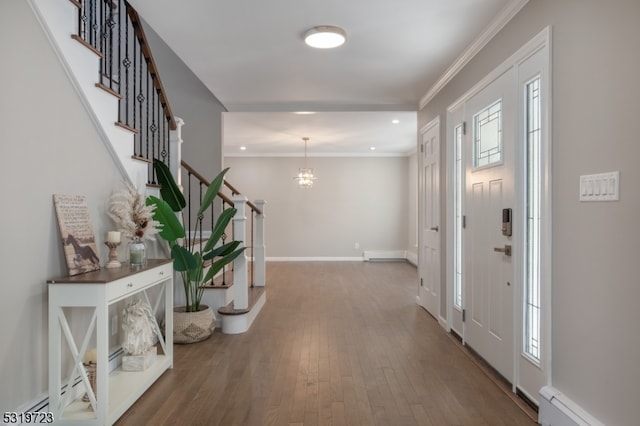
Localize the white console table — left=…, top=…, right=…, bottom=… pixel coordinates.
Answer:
left=48, top=259, right=173, bottom=425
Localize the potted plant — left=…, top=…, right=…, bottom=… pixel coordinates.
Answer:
left=146, top=159, right=245, bottom=343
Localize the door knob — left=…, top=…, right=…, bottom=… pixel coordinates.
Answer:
left=493, top=244, right=512, bottom=256
left=430, top=226, right=439, bottom=232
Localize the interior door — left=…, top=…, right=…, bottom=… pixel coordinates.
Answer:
left=463, top=69, right=515, bottom=381
left=419, top=120, right=440, bottom=319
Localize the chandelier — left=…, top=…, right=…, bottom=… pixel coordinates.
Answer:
left=294, top=137, right=316, bottom=188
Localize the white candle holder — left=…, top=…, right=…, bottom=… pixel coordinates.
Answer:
left=104, top=241, right=121, bottom=268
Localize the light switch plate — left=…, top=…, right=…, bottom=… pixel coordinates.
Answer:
left=580, top=171, right=619, bottom=201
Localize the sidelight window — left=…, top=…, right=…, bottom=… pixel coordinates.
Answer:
left=524, top=77, right=541, bottom=361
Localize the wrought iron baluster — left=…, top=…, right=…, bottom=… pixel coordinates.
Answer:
left=149, top=87, right=156, bottom=183
left=97, top=0, right=104, bottom=75
left=221, top=200, right=228, bottom=286
left=132, top=31, right=137, bottom=141
left=122, top=4, right=130, bottom=129
left=145, top=65, right=150, bottom=165
left=115, top=0, right=122, bottom=99
left=90, top=0, right=97, bottom=47
left=77, top=0, right=85, bottom=39
left=198, top=182, right=204, bottom=259
left=107, top=2, right=114, bottom=91
left=137, top=44, right=144, bottom=157
left=187, top=173, right=192, bottom=250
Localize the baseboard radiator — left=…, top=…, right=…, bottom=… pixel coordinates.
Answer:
left=539, top=386, right=604, bottom=426
left=362, top=250, right=408, bottom=262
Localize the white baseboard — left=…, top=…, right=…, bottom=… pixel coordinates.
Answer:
left=268, top=251, right=417, bottom=263
left=539, top=386, right=604, bottom=426
left=267, top=256, right=363, bottom=262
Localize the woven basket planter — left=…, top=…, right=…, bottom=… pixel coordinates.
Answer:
left=173, top=305, right=216, bottom=344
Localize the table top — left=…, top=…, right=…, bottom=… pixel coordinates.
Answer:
left=47, top=259, right=172, bottom=284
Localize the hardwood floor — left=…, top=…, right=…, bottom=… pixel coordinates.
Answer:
left=116, top=261, right=536, bottom=426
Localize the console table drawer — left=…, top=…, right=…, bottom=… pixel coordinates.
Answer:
left=107, top=263, right=172, bottom=301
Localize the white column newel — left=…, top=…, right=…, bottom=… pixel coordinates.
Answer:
left=253, top=200, right=266, bottom=287
left=232, top=195, right=249, bottom=310
left=169, top=117, right=184, bottom=191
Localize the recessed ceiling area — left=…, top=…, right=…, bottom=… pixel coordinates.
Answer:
left=129, top=0, right=516, bottom=156
left=224, top=111, right=417, bottom=157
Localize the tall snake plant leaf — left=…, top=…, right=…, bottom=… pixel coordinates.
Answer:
left=197, top=167, right=230, bottom=217
left=187, top=252, right=204, bottom=283
left=153, top=159, right=186, bottom=212
left=203, top=247, right=246, bottom=283
left=171, top=244, right=197, bottom=272
left=203, top=207, right=236, bottom=252
left=146, top=196, right=185, bottom=243
left=203, top=240, right=241, bottom=261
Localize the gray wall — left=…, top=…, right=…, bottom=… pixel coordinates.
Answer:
left=419, top=1, right=640, bottom=424
left=0, top=1, right=126, bottom=410
left=142, top=20, right=226, bottom=177
left=406, top=152, right=418, bottom=262
left=0, top=2, right=227, bottom=412
left=224, top=157, right=413, bottom=258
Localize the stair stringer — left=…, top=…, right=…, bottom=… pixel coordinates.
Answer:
left=29, top=0, right=149, bottom=190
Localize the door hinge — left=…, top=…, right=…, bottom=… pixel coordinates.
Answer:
left=462, top=121, right=467, bottom=135
left=462, top=215, right=466, bottom=229
left=420, top=143, right=424, bottom=153
left=462, top=309, right=466, bottom=322
left=420, top=277, right=423, bottom=287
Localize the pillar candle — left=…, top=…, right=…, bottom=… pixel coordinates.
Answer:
left=107, top=231, right=121, bottom=243
left=84, top=348, right=97, bottom=364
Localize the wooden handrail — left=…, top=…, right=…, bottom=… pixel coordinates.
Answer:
left=181, top=161, right=261, bottom=214
left=125, top=5, right=177, bottom=130
left=223, top=180, right=261, bottom=213
left=181, top=161, right=233, bottom=206
left=224, top=180, right=241, bottom=196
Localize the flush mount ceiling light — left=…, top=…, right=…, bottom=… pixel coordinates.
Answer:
left=304, top=26, right=347, bottom=49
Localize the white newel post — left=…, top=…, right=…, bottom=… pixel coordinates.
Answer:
left=169, top=117, right=184, bottom=191
left=253, top=200, right=266, bottom=287
left=232, top=195, right=249, bottom=310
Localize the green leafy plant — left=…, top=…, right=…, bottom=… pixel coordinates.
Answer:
left=146, top=159, right=245, bottom=312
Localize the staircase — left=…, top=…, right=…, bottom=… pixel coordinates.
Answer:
left=180, top=160, right=267, bottom=334
left=30, top=0, right=266, bottom=334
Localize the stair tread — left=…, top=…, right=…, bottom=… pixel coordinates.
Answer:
left=218, top=287, right=264, bottom=315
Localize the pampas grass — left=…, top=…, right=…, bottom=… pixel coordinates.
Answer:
left=107, top=183, right=160, bottom=240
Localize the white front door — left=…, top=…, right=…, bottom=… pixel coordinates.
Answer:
left=463, top=68, right=515, bottom=382
left=419, top=118, right=440, bottom=319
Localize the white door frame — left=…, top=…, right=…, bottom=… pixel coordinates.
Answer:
left=445, top=27, right=552, bottom=402
left=418, top=116, right=443, bottom=324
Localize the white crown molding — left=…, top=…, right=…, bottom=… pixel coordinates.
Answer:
left=224, top=102, right=417, bottom=113
left=419, top=115, right=440, bottom=135
left=419, top=0, right=530, bottom=109
left=224, top=151, right=413, bottom=158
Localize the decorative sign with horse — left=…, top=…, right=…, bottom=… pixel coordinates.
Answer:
left=53, top=194, right=101, bottom=276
